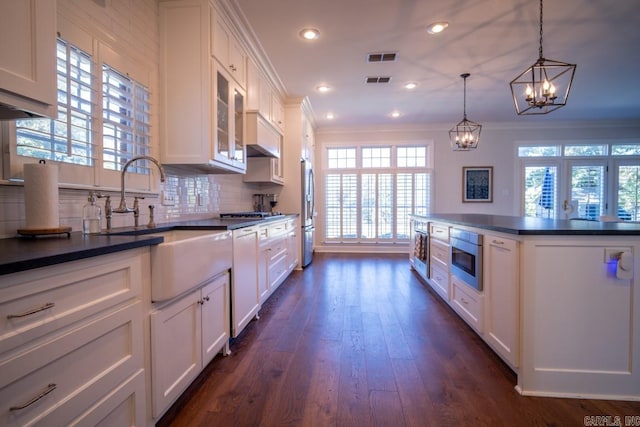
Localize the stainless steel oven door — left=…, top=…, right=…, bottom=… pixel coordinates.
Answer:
left=450, top=236, right=482, bottom=291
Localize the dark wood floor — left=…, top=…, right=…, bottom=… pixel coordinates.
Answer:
left=158, top=253, right=640, bottom=427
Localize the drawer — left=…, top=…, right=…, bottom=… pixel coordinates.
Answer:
left=429, top=262, right=450, bottom=300
left=268, top=236, right=287, bottom=261
left=0, top=302, right=143, bottom=427
left=430, top=239, right=450, bottom=265
left=451, top=275, right=484, bottom=333
left=268, top=253, right=288, bottom=288
left=430, top=223, right=449, bottom=242
left=269, top=222, right=287, bottom=237
left=0, top=250, right=145, bottom=356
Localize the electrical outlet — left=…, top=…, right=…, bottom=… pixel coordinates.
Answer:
left=161, top=190, right=175, bottom=206
left=604, top=247, right=629, bottom=263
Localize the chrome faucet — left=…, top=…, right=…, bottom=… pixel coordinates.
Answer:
left=113, top=155, right=166, bottom=214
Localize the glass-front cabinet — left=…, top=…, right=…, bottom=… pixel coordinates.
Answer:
left=213, top=67, right=245, bottom=172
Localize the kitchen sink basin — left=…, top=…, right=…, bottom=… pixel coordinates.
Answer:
left=150, top=230, right=232, bottom=301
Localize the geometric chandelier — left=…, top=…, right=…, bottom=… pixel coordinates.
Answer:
left=449, top=73, right=482, bottom=151
left=510, top=0, right=576, bottom=115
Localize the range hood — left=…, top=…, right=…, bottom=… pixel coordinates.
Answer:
left=245, top=112, right=281, bottom=158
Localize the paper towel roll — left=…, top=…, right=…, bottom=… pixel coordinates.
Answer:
left=24, top=161, right=60, bottom=229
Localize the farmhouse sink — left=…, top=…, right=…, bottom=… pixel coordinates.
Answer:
left=150, top=230, right=232, bottom=302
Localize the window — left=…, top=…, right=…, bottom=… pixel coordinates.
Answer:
left=324, top=144, right=432, bottom=243
left=519, top=142, right=640, bottom=221
left=102, top=65, right=150, bottom=173
left=16, top=39, right=94, bottom=166
left=7, top=36, right=154, bottom=190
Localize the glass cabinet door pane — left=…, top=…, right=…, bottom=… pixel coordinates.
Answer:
left=234, top=88, right=244, bottom=163
left=216, top=71, right=229, bottom=159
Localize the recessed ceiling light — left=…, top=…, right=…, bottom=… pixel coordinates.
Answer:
left=326, top=112, right=335, bottom=120
left=316, top=84, right=331, bottom=93
left=299, top=28, right=320, bottom=41
left=390, top=111, right=401, bottom=118
left=427, top=21, right=449, bottom=34
left=404, top=82, right=418, bottom=90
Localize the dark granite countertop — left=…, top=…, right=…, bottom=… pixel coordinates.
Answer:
left=0, top=214, right=299, bottom=276
left=412, top=213, right=640, bottom=236
left=0, top=233, right=164, bottom=276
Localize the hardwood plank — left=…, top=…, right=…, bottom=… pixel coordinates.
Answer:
left=158, top=253, right=640, bottom=427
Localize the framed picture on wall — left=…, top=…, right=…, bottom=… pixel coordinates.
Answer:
left=462, top=166, right=493, bottom=202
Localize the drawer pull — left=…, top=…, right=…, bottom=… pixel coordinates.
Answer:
left=7, top=302, right=55, bottom=319
left=10, top=383, right=57, bottom=411
left=492, top=240, right=505, bottom=245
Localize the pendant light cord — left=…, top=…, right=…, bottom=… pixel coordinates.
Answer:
left=461, top=72, right=470, bottom=120
left=538, top=0, right=544, bottom=59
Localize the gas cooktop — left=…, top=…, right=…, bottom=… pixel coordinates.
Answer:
left=220, top=212, right=283, bottom=219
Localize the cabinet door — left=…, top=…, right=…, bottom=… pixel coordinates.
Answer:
left=150, top=291, right=201, bottom=418
left=201, top=273, right=230, bottom=366
left=213, top=66, right=246, bottom=172
left=270, top=95, right=284, bottom=132
left=211, top=10, right=245, bottom=88
left=484, top=235, right=519, bottom=367
left=232, top=227, right=260, bottom=337
left=0, top=0, right=57, bottom=118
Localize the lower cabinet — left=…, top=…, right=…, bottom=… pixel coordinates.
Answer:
left=429, top=237, right=450, bottom=300
left=450, top=275, right=484, bottom=333
left=257, top=218, right=299, bottom=305
left=232, top=226, right=260, bottom=337
left=483, top=234, right=519, bottom=367
left=286, top=218, right=299, bottom=270
left=0, top=249, right=148, bottom=427
left=150, top=272, right=230, bottom=419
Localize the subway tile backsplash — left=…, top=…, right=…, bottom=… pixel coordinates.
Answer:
left=0, top=173, right=262, bottom=238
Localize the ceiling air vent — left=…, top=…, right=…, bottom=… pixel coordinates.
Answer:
left=367, top=52, right=397, bottom=63
left=366, top=76, right=392, bottom=84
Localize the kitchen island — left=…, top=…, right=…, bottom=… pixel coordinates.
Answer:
left=410, top=214, right=640, bottom=401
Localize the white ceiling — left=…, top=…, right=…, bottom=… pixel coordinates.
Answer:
left=232, top=0, right=640, bottom=130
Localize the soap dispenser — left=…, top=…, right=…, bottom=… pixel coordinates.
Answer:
left=83, top=191, right=102, bottom=234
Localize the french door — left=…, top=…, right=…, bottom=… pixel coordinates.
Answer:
left=563, top=161, right=607, bottom=219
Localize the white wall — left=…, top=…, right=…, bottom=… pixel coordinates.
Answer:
left=317, top=119, right=640, bottom=216
left=314, top=119, right=640, bottom=250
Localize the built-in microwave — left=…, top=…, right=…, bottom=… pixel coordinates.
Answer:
left=450, top=228, right=483, bottom=291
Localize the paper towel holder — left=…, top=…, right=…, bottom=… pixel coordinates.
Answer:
left=18, top=159, right=71, bottom=238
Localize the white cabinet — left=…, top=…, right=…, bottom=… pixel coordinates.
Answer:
left=159, top=0, right=245, bottom=173
left=267, top=221, right=288, bottom=291
left=429, top=226, right=450, bottom=301
left=0, top=0, right=57, bottom=119
left=0, top=249, right=147, bottom=427
left=213, top=64, right=246, bottom=171
left=256, top=218, right=298, bottom=304
left=244, top=125, right=284, bottom=185
left=271, top=94, right=285, bottom=133
left=150, top=271, right=230, bottom=419
left=451, top=275, right=484, bottom=333
left=211, top=8, right=246, bottom=88
left=286, top=218, right=299, bottom=271
left=232, top=226, right=260, bottom=337
left=246, top=58, right=284, bottom=133
left=483, top=234, right=519, bottom=367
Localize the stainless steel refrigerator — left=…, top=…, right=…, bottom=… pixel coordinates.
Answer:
left=301, top=159, right=315, bottom=267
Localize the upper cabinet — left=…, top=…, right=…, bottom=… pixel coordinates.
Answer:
left=159, top=0, right=246, bottom=173
left=246, top=58, right=285, bottom=135
left=0, top=0, right=57, bottom=119
left=211, top=10, right=246, bottom=89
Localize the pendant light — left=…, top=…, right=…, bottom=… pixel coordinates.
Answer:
left=510, top=0, right=576, bottom=115
left=449, top=73, right=482, bottom=151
